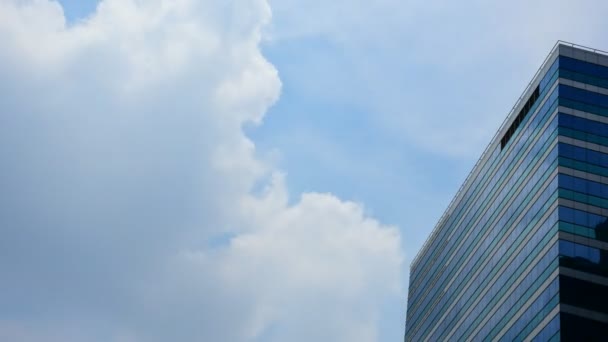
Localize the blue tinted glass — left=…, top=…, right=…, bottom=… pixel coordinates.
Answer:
left=589, top=182, right=601, bottom=197
left=559, top=174, right=574, bottom=189
left=589, top=213, right=606, bottom=227
left=559, top=206, right=574, bottom=223
left=560, top=240, right=575, bottom=257
left=560, top=142, right=608, bottom=167
left=560, top=84, right=608, bottom=107
left=573, top=176, right=586, bottom=192
left=574, top=243, right=587, bottom=259
left=563, top=241, right=601, bottom=264
left=589, top=247, right=601, bottom=263
left=574, top=209, right=587, bottom=226
left=559, top=56, right=608, bottom=78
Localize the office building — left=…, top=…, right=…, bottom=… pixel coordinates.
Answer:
left=405, top=42, right=608, bottom=341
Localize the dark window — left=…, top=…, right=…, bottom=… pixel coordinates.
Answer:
left=561, top=312, right=608, bottom=341
left=501, top=85, right=541, bottom=149
left=560, top=275, right=608, bottom=315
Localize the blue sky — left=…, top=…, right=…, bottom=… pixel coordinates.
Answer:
left=2, top=0, right=608, bottom=341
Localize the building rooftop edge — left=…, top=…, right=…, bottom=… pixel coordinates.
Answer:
left=410, top=41, right=608, bottom=269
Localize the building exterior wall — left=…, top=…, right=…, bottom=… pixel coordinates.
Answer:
left=555, top=45, right=608, bottom=341
left=405, top=43, right=608, bottom=341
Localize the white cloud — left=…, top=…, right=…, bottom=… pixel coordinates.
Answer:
left=0, top=0, right=402, bottom=341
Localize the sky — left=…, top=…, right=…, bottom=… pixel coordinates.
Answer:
left=1, top=0, right=608, bottom=341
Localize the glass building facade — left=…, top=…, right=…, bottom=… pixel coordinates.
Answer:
left=405, top=42, right=608, bottom=341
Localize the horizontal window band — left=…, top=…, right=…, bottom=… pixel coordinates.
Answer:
left=416, top=191, right=560, bottom=340
left=409, top=147, right=560, bottom=323
left=409, top=149, right=559, bottom=322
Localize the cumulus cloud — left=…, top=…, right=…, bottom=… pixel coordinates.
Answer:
left=0, top=0, right=402, bottom=341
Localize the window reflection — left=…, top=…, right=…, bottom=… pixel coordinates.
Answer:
left=559, top=239, right=608, bottom=277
